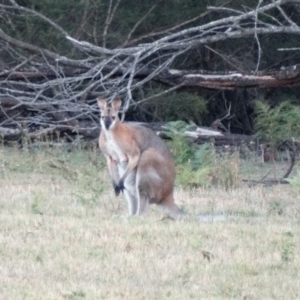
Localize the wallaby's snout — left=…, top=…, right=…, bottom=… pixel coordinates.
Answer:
left=104, top=116, right=113, bottom=130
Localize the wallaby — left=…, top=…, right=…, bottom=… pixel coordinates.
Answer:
left=98, top=98, right=185, bottom=220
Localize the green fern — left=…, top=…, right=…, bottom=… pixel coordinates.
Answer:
left=164, top=120, right=192, bottom=133
left=191, top=143, right=214, bottom=170
left=255, top=100, right=300, bottom=150
left=176, top=163, right=211, bottom=188
left=165, top=121, right=197, bottom=165
left=165, top=121, right=242, bottom=189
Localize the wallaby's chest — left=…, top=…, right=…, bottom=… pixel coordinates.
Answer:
left=102, top=132, right=128, bottom=163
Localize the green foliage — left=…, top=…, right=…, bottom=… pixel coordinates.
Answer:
left=158, top=91, right=207, bottom=124
left=164, top=121, right=196, bottom=165
left=164, top=121, right=214, bottom=188
left=255, top=100, right=300, bottom=150
left=135, top=88, right=207, bottom=124
left=176, top=163, right=212, bottom=188
left=165, top=121, right=241, bottom=189
left=191, top=142, right=215, bottom=171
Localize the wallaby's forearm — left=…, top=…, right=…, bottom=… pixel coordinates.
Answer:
left=107, top=157, right=122, bottom=195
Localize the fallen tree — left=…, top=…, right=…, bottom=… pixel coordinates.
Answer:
left=0, top=0, right=300, bottom=141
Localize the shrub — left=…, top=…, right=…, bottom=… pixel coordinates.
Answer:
left=255, top=100, right=300, bottom=157
left=134, top=88, right=207, bottom=124
left=165, top=121, right=240, bottom=189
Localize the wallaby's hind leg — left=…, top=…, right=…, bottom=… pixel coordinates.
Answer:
left=136, top=161, right=161, bottom=215
left=122, top=167, right=138, bottom=215
left=136, top=177, right=185, bottom=219
left=123, top=190, right=138, bottom=215
left=136, top=149, right=184, bottom=219
left=136, top=189, right=150, bottom=215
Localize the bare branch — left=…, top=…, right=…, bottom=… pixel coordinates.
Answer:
left=0, top=28, right=91, bottom=69
left=103, top=0, right=122, bottom=48
left=122, top=2, right=159, bottom=47
left=103, top=0, right=113, bottom=48
left=74, top=0, right=90, bottom=39
left=278, top=47, right=300, bottom=51
left=150, top=0, right=300, bottom=49
left=254, top=0, right=263, bottom=73
left=124, top=2, right=231, bottom=47
left=272, top=0, right=299, bottom=27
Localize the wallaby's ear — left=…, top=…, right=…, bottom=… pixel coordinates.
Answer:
left=97, top=98, right=107, bottom=110
left=111, top=99, right=122, bottom=111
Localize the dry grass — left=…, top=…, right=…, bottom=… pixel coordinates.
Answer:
left=1, top=145, right=300, bottom=299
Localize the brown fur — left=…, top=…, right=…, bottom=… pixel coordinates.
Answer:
left=98, top=98, right=184, bottom=219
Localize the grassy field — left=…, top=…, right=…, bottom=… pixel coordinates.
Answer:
left=0, top=145, right=300, bottom=299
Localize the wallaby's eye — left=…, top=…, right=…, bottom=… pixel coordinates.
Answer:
left=112, top=116, right=116, bottom=120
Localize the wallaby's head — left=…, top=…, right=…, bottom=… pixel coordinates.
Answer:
left=98, top=98, right=122, bottom=130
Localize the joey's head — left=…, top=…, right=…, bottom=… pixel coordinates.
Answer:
left=98, top=98, right=122, bottom=130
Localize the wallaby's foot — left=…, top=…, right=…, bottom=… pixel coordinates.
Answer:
left=158, top=203, right=186, bottom=220
left=159, top=210, right=186, bottom=221
left=171, top=210, right=186, bottom=220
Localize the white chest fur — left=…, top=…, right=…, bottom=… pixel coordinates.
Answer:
left=105, top=131, right=128, bottom=163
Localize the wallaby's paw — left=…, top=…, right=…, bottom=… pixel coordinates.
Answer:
left=114, top=181, right=125, bottom=196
